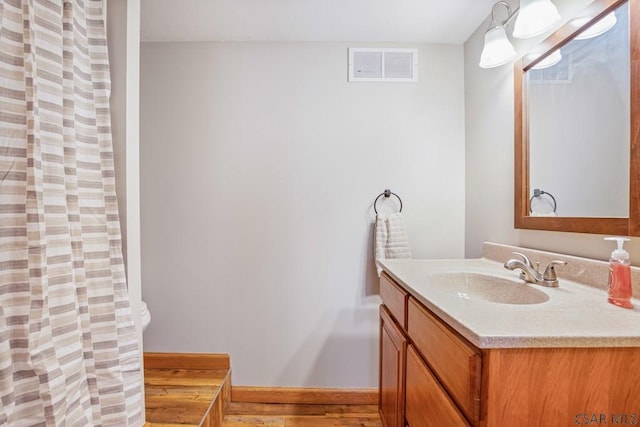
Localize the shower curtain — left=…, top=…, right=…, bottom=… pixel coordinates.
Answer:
left=0, top=0, right=143, bottom=425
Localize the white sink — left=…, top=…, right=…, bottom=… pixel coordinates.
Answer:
left=426, top=272, right=550, bottom=305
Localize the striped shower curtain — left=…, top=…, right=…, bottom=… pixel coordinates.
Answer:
left=0, top=0, right=143, bottom=425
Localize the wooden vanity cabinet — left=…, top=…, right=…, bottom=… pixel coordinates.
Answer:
left=379, top=272, right=640, bottom=427
left=380, top=272, right=474, bottom=426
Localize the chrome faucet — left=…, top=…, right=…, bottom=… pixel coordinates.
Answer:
left=504, top=252, right=567, bottom=288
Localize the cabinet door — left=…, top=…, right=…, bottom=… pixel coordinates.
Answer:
left=380, top=305, right=407, bottom=427
left=406, top=345, right=470, bottom=427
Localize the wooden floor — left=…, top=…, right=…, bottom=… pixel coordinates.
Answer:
left=142, top=353, right=381, bottom=427
left=223, top=403, right=382, bottom=426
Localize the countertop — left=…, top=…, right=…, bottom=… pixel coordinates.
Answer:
left=377, top=257, right=640, bottom=348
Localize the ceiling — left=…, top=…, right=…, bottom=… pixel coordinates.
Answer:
left=141, top=0, right=496, bottom=44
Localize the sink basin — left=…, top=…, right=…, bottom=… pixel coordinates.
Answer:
left=426, top=272, right=550, bottom=305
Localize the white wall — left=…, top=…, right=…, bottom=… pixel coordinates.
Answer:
left=107, top=0, right=144, bottom=409
left=140, top=42, right=466, bottom=387
left=464, top=0, right=640, bottom=263
left=108, top=0, right=128, bottom=262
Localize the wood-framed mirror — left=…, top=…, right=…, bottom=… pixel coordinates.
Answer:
left=514, top=0, right=640, bottom=235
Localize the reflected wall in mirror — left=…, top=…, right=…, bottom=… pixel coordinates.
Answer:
left=514, top=0, right=640, bottom=235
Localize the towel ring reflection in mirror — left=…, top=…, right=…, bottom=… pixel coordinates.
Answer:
left=530, top=188, right=557, bottom=214
left=374, top=189, right=403, bottom=214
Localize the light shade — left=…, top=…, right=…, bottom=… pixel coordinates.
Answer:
left=513, top=0, right=561, bottom=39
left=531, top=49, right=562, bottom=69
left=573, top=12, right=617, bottom=40
left=479, top=26, right=517, bottom=68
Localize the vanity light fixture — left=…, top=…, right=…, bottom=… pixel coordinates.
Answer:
left=479, top=0, right=561, bottom=68
left=479, top=2, right=518, bottom=68
left=572, top=12, right=617, bottom=40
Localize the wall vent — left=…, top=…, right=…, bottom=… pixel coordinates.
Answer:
left=348, top=48, right=418, bottom=82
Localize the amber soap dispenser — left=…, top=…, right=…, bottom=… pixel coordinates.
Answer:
left=604, top=237, right=633, bottom=308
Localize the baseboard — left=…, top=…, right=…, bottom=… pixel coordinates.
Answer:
left=231, top=386, right=378, bottom=405
left=144, top=352, right=230, bottom=370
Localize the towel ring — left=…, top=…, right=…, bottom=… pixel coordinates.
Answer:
left=529, top=188, right=557, bottom=213
left=374, top=189, right=403, bottom=214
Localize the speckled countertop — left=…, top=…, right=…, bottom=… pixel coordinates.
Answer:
left=377, top=243, right=640, bottom=349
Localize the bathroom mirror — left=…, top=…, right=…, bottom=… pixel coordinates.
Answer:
left=514, top=0, right=640, bottom=235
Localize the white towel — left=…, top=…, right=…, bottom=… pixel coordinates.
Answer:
left=375, top=212, right=412, bottom=276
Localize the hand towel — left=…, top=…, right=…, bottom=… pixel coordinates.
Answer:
left=375, top=212, right=412, bottom=276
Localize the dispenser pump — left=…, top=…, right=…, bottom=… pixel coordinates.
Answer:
left=604, top=237, right=630, bottom=261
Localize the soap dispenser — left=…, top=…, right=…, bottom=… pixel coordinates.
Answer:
left=604, top=237, right=633, bottom=308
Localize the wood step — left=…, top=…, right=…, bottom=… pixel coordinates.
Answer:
left=144, top=352, right=231, bottom=427
left=225, top=403, right=380, bottom=417
left=224, top=387, right=382, bottom=426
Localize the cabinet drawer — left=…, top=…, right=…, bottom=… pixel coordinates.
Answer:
left=380, top=273, right=408, bottom=329
left=407, top=298, right=481, bottom=422
left=406, top=345, right=470, bottom=427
